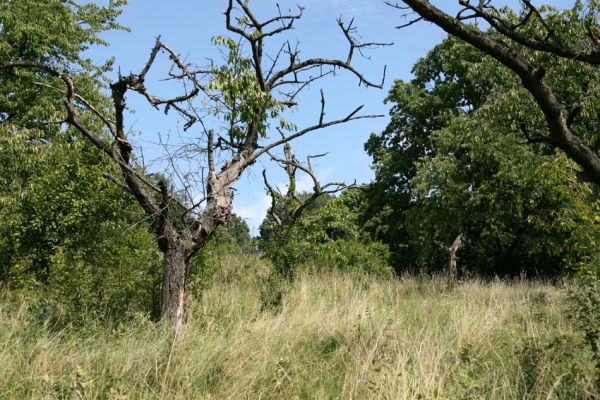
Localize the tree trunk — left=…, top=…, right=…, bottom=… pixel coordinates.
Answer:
left=161, top=241, right=188, bottom=332
left=434, top=234, right=463, bottom=280
left=448, top=251, right=458, bottom=280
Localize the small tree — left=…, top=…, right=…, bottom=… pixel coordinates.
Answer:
left=0, top=1, right=386, bottom=329
left=263, top=143, right=353, bottom=229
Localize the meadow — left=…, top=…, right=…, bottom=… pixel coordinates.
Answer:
left=0, top=255, right=597, bottom=399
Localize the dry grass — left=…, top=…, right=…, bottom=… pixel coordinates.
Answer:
left=0, top=264, right=597, bottom=399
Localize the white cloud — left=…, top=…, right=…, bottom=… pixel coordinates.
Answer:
left=295, top=174, right=314, bottom=193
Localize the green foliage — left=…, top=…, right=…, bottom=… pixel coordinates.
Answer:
left=408, top=102, right=596, bottom=276
left=220, top=213, right=253, bottom=251
left=186, top=213, right=254, bottom=294
left=0, top=0, right=126, bottom=132
left=364, top=36, right=504, bottom=270
left=0, top=126, right=163, bottom=323
left=208, top=36, right=286, bottom=140
left=260, top=192, right=392, bottom=278
left=0, top=0, right=165, bottom=323
left=365, top=29, right=600, bottom=276
left=0, top=0, right=126, bottom=66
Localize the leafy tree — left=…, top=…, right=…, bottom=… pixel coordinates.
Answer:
left=0, top=0, right=125, bottom=130
left=364, top=37, right=499, bottom=270
left=0, top=0, right=168, bottom=323
left=223, top=214, right=253, bottom=251
left=257, top=143, right=390, bottom=278
left=408, top=100, right=596, bottom=276
left=365, top=27, right=600, bottom=275
left=202, top=213, right=253, bottom=255
left=389, top=1, right=600, bottom=372
left=391, top=1, right=600, bottom=184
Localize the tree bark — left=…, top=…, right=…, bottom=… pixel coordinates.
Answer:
left=435, top=234, right=463, bottom=280
left=448, top=249, right=458, bottom=280
left=161, top=241, right=188, bottom=332
left=0, top=2, right=386, bottom=331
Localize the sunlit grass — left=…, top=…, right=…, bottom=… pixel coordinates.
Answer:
left=0, top=259, right=596, bottom=399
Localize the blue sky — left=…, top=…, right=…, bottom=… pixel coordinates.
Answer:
left=88, top=0, right=568, bottom=233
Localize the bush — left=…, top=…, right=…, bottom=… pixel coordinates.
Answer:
left=569, top=268, right=600, bottom=389
left=259, top=193, right=393, bottom=278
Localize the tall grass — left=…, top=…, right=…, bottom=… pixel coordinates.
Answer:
left=0, top=259, right=597, bottom=399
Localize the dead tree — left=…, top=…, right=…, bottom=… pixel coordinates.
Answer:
left=387, top=0, right=600, bottom=184
left=0, top=1, right=387, bottom=330
left=262, top=142, right=355, bottom=230
left=434, top=234, right=463, bottom=279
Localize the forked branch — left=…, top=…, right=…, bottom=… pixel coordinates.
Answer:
left=435, top=234, right=463, bottom=279
left=454, top=0, right=600, bottom=64
left=224, top=0, right=389, bottom=91
left=263, top=144, right=355, bottom=228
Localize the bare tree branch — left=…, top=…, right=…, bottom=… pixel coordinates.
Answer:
left=2, top=1, right=385, bottom=328
left=0, top=60, right=113, bottom=153
left=456, top=0, right=599, bottom=64
left=337, top=17, right=393, bottom=63
left=263, top=144, right=355, bottom=228
left=248, top=106, right=383, bottom=164
left=391, top=0, right=600, bottom=185
left=33, top=81, right=117, bottom=136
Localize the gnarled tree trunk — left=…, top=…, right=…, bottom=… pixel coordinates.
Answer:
left=435, top=234, right=463, bottom=280
left=161, top=240, right=188, bottom=332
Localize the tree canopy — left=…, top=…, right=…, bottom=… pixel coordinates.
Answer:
left=364, top=31, right=600, bottom=276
